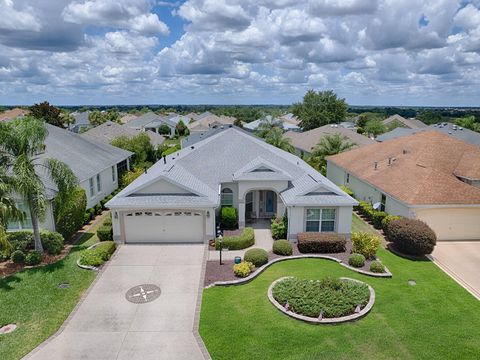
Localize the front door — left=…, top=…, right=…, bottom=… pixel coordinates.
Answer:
left=266, top=191, right=274, bottom=213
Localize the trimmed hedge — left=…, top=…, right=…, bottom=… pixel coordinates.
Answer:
left=297, top=233, right=346, bottom=253
left=244, top=248, right=268, bottom=267
left=340, top=185, right=354, bottom=197
left=11, top=250, right=25, bottom=264
left=385, top=218, right=436, bottom=255
left=372, top=211, right=387, bottom=229
left=6, top=230, right=64, bottom=255
left=381, top=215, right=402, bottom=230
left=220, top=207, right=237, bottom=230
left=215, top=227, right=254, bottom=250
left=54, top=187, right=87, bottom=241
left=41, top=231, right=64, bottom=255
left=273, top=240, right=293, bottom=256
left=351, top=232, right=381, bottom=259
left=97, top=225, right=113, bottom=242
left=348, top=253, right=366, bottom=268
left=25, top=251, right=42, bottom=266
left=271, top=217, right=287, bottom=240
left=79, top=241, right=116, bottom=267
left=370, top=260, right=385, bottom=273
left=233, top=261, right=255, bottom=278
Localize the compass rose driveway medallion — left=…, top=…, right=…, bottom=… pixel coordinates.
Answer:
left=125, top=284, right=161, bottom=304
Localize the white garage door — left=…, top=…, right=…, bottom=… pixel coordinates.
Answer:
left=124, top=210, right=204, bottom=243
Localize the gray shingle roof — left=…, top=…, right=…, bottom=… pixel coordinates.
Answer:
left=107, top=128, right=356, bottom=209
left=42, top=124, right=132, bottom=183
left=125, top=112, right=161, bottom=129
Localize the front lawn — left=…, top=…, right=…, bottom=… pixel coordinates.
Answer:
left=0, top=230, right=99, bottom=359
left=200, top=247, right=480, bottom=359
left=352, top=213, right=378, bottom=235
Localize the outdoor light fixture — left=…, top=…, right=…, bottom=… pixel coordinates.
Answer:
left=206, top=211, right=210, bottom=218
left=114, top=211, right=118, bottom=219
left=218, top=236, right=223, bottom=265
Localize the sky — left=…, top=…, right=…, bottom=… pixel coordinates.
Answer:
left=0, top=0, right=480, bottom=106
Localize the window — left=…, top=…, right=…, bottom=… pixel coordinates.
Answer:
left=7, top=201, right=32, bottom=230
left=111, top=166, right=116, bottom=182
left=89, top=178, right=95, bottom=197
left=221, top=188, right=234, bottom=207
left=96, top=174, right=101, bottom=192
left=305, top=208, right=336, bottom=232
left=380, top=194, right=386, bottom=212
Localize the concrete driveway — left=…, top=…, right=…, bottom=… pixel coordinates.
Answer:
left=430, top=241, right=480, bottom=300
left=26, top=244, right=208, bottom=360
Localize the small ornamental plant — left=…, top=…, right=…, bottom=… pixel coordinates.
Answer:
left=233, top=261, right=255, bottom=278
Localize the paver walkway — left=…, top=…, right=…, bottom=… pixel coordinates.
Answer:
left=430, top=241, right=480, bottom=300
left=26, top=244, right=207, bottom=360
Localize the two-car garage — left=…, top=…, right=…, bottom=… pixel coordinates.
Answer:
left=123, top=210, right=205, bottom=243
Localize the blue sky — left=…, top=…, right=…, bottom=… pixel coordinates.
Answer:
left=0, top=0, right=480, bottom=106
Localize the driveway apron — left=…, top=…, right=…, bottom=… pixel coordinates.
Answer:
left=26, top=244, right=206, bottom=360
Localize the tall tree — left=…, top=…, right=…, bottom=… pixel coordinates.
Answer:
left=0, top=117, right=78, bottom=252
left=256, top=116, right=283, bottom=138
left=309, top=133, right=355, bottom=173
left=111, top=133, right=155, bottom=168
left=364, top=119, right=386, bottom=136
left=454, top=116, right=480, bottom=132
left=292, top=90, right=348, bottom=130
left=264, top=128, right=294, bottom=153
left=88, top=110, right=105, bottom=127
left=30, top=101, right=72, bottom=129
left=0, top=170, right=24, bottom=254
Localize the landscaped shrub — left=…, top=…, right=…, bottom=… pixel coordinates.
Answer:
left=79, top=241, right=116, bottom=267
left=83, top=212, right=91, bottom=224
left=272, top=276, right=370, bottom=318
left=103, top=216, right=112, bottom=227
left=244, top=248, right=269, bottom=267
left=97, top=225, right=113, bottom=242
left=25, top=251, right=42, bottom=266
left=348, top=253, right=366, bottom=268
left=54, top=187, right=87, bottom=241
left=120, top=167, right=144, bottom=188
left=297, top=233, right=346, bottom=253
left=351, top=232, right=381, bottom=259
left=340, top=185, right=354, bottom=197
left=233, top=261, right=255, bottom=278
left=370, top=260, right=385, bottom=273
left=161, top=145, right=180, bottom=157
left=271, top=217, right=287, bottom=240
left=385, top=218, right=436, bottom=255
left=0, top=250, right=9, bottom=262
left=220, top=207, right=237, bottom=230
left=94, top=204, right=102, bottom=215
left=11, top=250, right=25, bottom=264
left=372, top=211, right=387, bottom=229
left=381, top=215, right=402, bottom=230
left=215, top=227, right=254, bottom=250
left=40, top=230, right=64, bottom=255
left=7, top=231, right=33, bottom=252
left=273, top=240, right=293, bottom=256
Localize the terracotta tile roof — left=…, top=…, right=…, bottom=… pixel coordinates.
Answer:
left=0, top=108, right=28, bottom=121
left=284, top=125, right=375, bottom=153
left=327, top=130, right=480, bottom=205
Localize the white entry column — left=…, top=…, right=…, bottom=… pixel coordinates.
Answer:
left=238, top=199, right=246, bottom=228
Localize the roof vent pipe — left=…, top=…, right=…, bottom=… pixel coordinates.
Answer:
left=163, top=156, right=166, bottom=165
left=388, top=157, right=392, bottom=166
left=402, top=149, right=407, bottom=155
left=374, top=161, right=378, bottom=170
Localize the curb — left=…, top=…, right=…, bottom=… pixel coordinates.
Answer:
left=75, top=243, right=103, bottom=271
left=267, top=276, right=375, bottom=324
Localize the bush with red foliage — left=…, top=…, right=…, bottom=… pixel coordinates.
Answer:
left=385, top=218, right=436, bottom=255
left=297, top=233, right=346, bottom=253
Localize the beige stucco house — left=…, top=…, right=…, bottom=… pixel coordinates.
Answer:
left=107, top=128, right=357, bottom=244
left=327, top=131, right=480, bottom=241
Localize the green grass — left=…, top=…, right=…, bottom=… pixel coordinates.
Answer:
left=352, top=213, right=378, bottom=235
left=163, top=137, right=181, bottom=147
left=0, top=231, right=99, bottom=359
left=200, top=227, right=480, bottom=359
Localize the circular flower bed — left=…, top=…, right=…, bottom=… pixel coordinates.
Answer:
left=269, top=276, right=375, bottom=324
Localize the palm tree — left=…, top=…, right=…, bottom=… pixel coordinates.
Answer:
left=256, top=116, right=284, bottom=138
left=309, top=133, right=355, bottom=173
left=0, top=170, right=24, bottom=253
left=264, top=127, right=294, bottom=153
left=0, top=116, right=78, bottom=252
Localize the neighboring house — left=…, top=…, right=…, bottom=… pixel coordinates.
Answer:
left=0, top=108, right=28, bottom=122
left=181, top=124, right=253, bottom=148
left=82, top=121, right=165, bottom=147
left=188, top=114, right=236, bottom=132
left=7, top=125, right=132, bottom=232
left=326, top=130, right=480, bottom=241
left=376, top=122, right=480, bottom=147
left=244, top=115, right=300, bottom=132
left=69, top=111, right=91, bottom=133
left=125, top=111, right=186, bottom=137
left=107, top=128, right=357, bottom=244
left=284, top=124, right=375, bottom=155
left=119, top=113, right=138, bottom=124
left=382, top=114, right=427, bottom=129
left=278, top=113, right=300, bottom=126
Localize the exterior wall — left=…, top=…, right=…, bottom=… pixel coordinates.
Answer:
left=286, top=205, right=353, bottom=241
left=80, top=165, right=119, bottom=209
left=413, top=207, right=480, bottom=241
left=220, top=182, right=239, bottom=209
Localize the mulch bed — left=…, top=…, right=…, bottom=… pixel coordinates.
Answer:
left=204, top=239, right=382, bottom=287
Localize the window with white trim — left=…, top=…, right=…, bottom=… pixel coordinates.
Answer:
left=111, top=166, right=116, bottom=182
left=7, top=201, right=32, bottom=230
left=221, top=188, right=233, bottom=207
left=89, top=178, right=95, bottom=197
left=305, top=208, right=336, bottom=232
left=96, top=174, right=101, bottom=192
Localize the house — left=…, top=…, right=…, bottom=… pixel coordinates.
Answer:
left=382, top=114, right=427, bottom=129
left=376, top=122, right=480, bottom=147
left=326, top=130, right=480, bottom=240
left=188, top=114, right=236, bottom=132
left=82, top=121, right=165, bottom=147
left=125, top=111, right=187, bottom=137
left=243, top=115, right=300, bottom=132
left=69, top=111, right=92, bottom=133
left=0, top=108, right=28, bottom=122
left=7, top=124, right=132, bottom=232
left=119, top=113, right=138, bottom=124
left=106, top=128, right=357, bottom=244
left=284, top=124, right=375, bottom=155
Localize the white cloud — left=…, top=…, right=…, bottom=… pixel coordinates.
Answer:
left=0, top=0, right=41, bottom=31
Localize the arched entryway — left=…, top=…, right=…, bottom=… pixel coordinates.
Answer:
left=242, top=190, right=285, bottom=228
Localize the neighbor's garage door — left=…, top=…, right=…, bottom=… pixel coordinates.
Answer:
left=124, top=210, right=204, bottom=243
left=414, top=207, right=480, bottom=241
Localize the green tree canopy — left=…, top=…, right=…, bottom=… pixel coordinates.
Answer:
left=111, top=133, right=155, bottom=168
left=309, top=133, right=355, bottom=174
left=30, top=101, right=73, bottom=129
left=454, top=116, right=480, bottom=132
left=264, top=128, right=294, bottom=153
left=256, top=116, right=283, bottom=138
left=292, top=90, right=348, bottom=130
left=364, top=119, right=387, bottom=136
